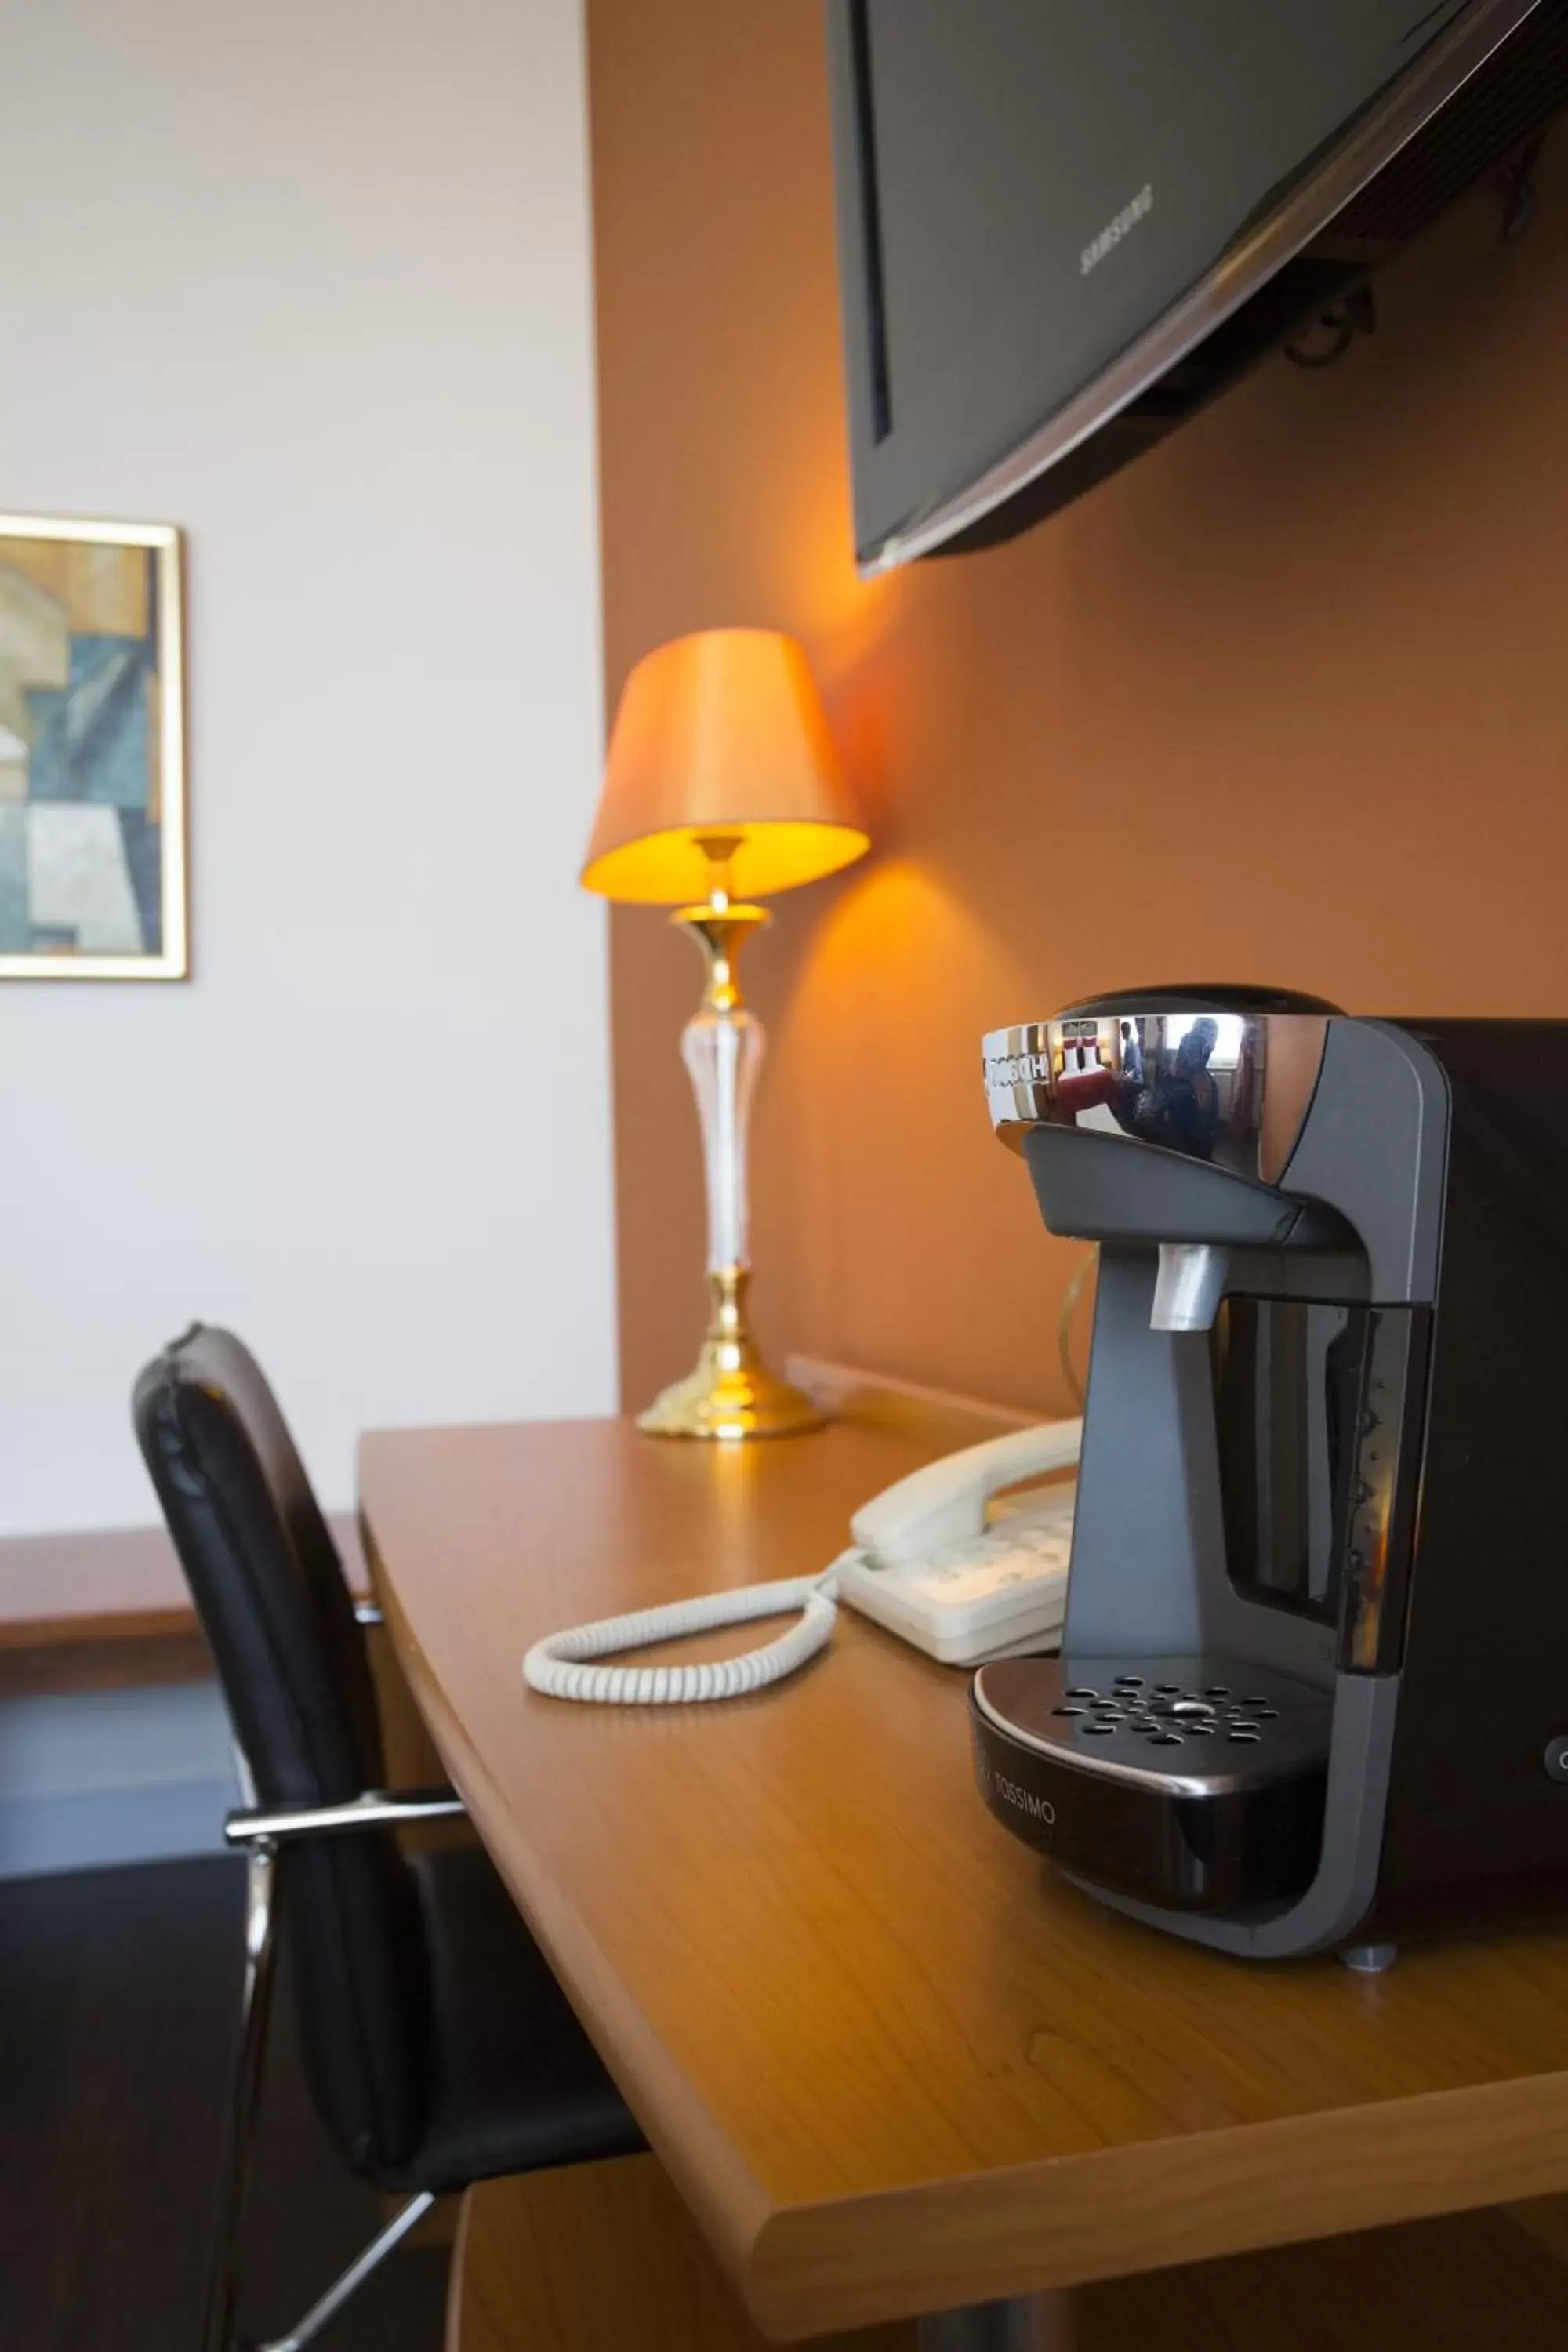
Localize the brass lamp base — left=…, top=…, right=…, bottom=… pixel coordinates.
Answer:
left=637, top=1269, right=825, bottom=1441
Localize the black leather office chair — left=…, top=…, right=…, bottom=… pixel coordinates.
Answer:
left=132, top=1324, right=644, bottom=2352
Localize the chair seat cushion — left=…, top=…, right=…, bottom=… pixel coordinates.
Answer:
left=387, top=1842, right=644, bottom=2194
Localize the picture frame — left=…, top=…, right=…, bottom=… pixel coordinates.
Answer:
left=0, top=513, right=187, bottom=980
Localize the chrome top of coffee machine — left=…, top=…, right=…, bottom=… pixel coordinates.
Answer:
left=970, top=985, right=1568, bottom=1963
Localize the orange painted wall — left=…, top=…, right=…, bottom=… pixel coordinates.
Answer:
left=588, top=0, right=1568, bottom=1421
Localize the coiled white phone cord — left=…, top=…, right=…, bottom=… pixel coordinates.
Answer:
left=522, top=1559, right=851, bottom=1704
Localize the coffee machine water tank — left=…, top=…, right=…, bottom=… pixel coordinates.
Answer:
left=970, top=987, right=1568, bottom=1963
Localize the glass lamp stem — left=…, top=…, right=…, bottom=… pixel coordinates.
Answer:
left=635, top=899, right=824, bottom=1439
left=682, top=906, right=764, bottom=1281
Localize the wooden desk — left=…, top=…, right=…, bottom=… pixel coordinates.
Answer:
left=360, top=1415, right=1568, bottom=2346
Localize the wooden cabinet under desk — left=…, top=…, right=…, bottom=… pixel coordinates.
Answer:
left=358, top=1406, right=1568, bottom=2350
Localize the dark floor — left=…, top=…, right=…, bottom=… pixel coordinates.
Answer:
left=0, top=1855, right=448, bottom=2352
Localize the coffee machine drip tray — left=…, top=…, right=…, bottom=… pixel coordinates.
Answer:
left=971, top=1656, right=1332, bottom=1915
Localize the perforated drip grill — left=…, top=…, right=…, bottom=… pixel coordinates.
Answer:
left=1322, top=1, right=1568, bottom=253
left=1052, top=1676, right=1282, bottom=1751
left=974, top=1655, right=1334, bottom=1797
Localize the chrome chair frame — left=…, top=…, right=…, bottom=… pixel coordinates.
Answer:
left=205, top=1596, right=469, bottom=2352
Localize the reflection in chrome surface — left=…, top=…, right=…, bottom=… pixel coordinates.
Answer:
left=982, top=996, right=1337, bottom=1187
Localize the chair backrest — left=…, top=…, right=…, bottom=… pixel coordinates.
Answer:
left=133, top=1323, right=432, bottom=2178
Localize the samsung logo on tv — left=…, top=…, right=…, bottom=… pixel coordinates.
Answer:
left=1081, top=186, right=1153, bottom=277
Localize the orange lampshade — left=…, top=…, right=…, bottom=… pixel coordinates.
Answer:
left=581, top=628, right=869, bottom=904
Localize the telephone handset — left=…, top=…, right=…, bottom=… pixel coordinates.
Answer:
left=839, top=1418, right=1081, bottom=1664
left=523, top=1419, right=1082, bottom=1704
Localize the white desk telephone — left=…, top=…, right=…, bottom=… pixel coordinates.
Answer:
left=524, top=1420, right=1081, bottom=1704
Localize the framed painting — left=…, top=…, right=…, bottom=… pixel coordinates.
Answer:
left=0, top=514, right=187, bottom=979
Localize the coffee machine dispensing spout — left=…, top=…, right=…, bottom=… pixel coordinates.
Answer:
left=1149, top=1241, right=1231, bottom=1334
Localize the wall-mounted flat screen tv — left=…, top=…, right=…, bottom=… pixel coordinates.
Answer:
left=826, top=0, right=1566, bottom=570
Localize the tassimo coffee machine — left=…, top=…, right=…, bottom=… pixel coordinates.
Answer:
left=971, top=986, right=1568, bottom=1965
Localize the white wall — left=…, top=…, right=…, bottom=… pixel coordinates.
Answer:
left=0, top=0, right=616, bottom=1531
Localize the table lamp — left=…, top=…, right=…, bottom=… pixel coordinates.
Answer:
left=583, top=628, right=869, bottom=1439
